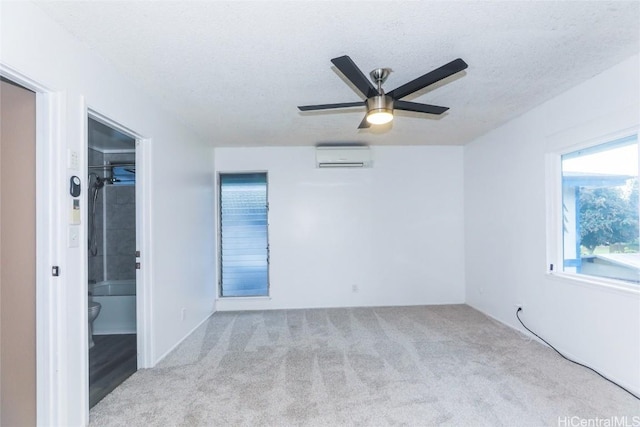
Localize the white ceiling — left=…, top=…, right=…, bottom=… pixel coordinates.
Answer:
left=35, top=1, right=639, bottom=147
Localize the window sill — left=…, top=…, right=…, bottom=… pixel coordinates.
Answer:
left=216, top=296, right=272, bottom=301
left=547, top=271, right=640, bottom=296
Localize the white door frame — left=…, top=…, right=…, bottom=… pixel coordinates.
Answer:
left=137, top=135, right=154, bottom=368
left=0, top=64, right=63, bottom=426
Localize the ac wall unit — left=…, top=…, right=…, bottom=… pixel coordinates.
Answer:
left=316, top=146, right=372, bottom=168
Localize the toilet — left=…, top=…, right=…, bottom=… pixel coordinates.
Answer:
left=88, top=301, right=102, bottom=349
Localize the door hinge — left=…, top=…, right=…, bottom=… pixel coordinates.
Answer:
left=135, top=250, right=141, bottom=257
left=135, top=262, right=141, bottom=270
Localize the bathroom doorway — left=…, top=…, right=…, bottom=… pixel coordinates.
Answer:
left=87, top=116, right=138, bottom=408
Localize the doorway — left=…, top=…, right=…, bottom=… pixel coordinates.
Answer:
left=87, top=117, right=138, bottom=407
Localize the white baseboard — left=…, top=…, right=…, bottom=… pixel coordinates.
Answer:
left=152, top=310, right=215, bottom=366
left=465, top=303, right=640, bottom=398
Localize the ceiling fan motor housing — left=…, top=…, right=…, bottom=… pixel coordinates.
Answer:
left=367, top=95, right=394, bottom=114
left=366, top=95, right=394, bottom=124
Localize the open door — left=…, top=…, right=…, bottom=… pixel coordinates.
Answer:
left=0, top=78, right=37, bottom=425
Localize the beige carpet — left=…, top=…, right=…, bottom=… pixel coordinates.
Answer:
left=90, top=305, right=639, bottom=426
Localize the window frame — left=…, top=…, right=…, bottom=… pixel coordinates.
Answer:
left=546, top=127, right=639, bottom=293
left=217, top=171, right=270, bottom=299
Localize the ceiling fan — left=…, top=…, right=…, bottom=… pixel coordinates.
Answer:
left=298, top=56, right=468, bottom=128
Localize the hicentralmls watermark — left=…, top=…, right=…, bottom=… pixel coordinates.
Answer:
left=558, top=416, right=640, bottom=427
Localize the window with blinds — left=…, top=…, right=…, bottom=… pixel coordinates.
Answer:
left=219, top=173, right=269, bottom=297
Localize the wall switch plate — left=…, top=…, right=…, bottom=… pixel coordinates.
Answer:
left=68, top=225, right=79, bottom=248
left=67, top=149, right=79, bottom=170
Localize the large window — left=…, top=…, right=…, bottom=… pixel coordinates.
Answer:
left=560, top=135, right=638, bottom=285
left=219, top=173, right=269, bottom=297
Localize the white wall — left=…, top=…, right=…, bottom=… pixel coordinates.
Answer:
left=215, top=146, right=465, bottom=311
left=0, top=3, right=215, bottom=425
left=465, top=55, right=640, bottom=394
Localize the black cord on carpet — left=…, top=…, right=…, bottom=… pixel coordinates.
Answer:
left=515, top=307, right=639, bottom=400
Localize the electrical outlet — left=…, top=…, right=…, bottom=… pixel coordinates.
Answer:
left=352, top=284, right=359, bottom=293
left=515, top=303, right=523, bottom=310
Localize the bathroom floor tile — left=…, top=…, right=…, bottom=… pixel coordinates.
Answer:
left=89, top=334, right=137, bottom=408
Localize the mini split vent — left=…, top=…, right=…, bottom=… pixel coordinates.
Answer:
left=316, top=146, right=372, bottom=168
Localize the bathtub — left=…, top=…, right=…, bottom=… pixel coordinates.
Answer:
left=89, top=279, right=136, bottom=335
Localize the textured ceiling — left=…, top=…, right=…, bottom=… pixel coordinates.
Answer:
left=35, top=1, right=639, bottom=147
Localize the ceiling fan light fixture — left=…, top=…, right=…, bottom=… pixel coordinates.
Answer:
left=366, top=110, right=394, bottom=125
left=366, top=95, right=394, bottom=125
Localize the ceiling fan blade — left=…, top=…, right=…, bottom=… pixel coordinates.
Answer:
left=298, top=101, right=365, bottom=111
left=358, top=115, right=371, bottom=129
left=386, top=58, right=468, bottom=100
left=394, top=100, right=449, bottom=115
left=331, top=56, right=378, bottom=98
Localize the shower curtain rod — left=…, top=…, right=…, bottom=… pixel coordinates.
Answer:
left=88, top=163, right=136, bottom=169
